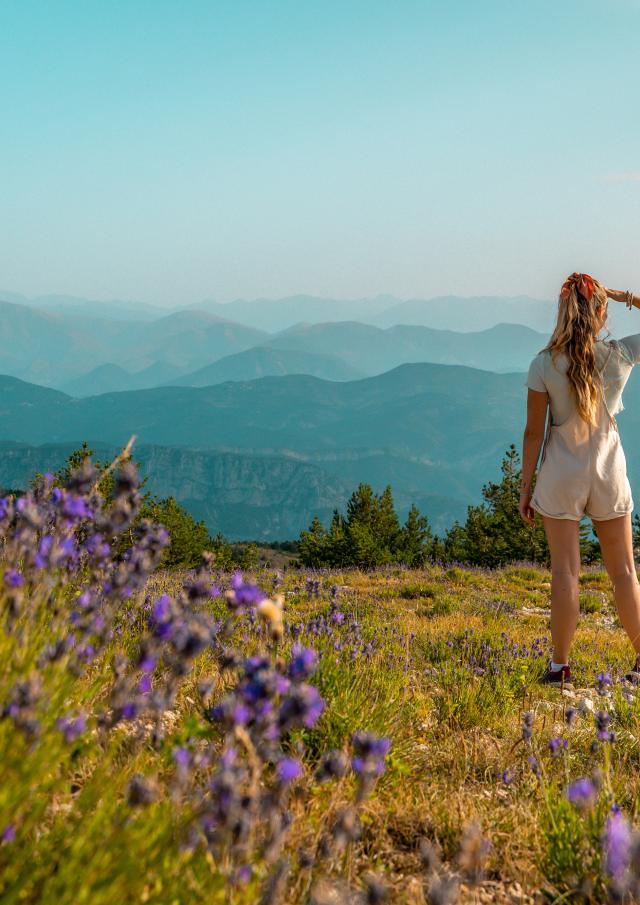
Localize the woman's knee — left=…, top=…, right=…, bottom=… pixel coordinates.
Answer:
left=610, top=566, right=640, bottom=587
left=550, top=566, right=581, bottom=582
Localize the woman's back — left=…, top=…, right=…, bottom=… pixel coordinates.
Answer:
left=526, top=334, right=640, bottom=426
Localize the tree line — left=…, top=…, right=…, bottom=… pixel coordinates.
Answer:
left=297, top=444, right=632, bottom=568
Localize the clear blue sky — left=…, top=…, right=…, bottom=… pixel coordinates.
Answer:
left=1, top=0, right=639, bottom=306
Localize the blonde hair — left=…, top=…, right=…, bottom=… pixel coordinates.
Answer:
left=542, top=276, right=608, bottom=426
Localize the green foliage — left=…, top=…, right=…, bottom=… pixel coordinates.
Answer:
left=236, top=542, right=259, bottom=571
left=440, top=445, right=606, bottom=568
left=538, top=785, right=608, bottom=895
left=298, top=483, right=433, bottom=568
left=140, top=496, right=213, bottom=569
left=442, top=445, right=551, bottom=567
left=209, top=532, right=235, bottom=570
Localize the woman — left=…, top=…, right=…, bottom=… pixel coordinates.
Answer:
left=520, top=272, right=640, bottom=687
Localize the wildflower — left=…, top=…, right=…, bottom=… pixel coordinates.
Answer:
left=256, top=595, right=284, bottom=641
left=351, top=732, right=391, bottom=778
left=527, top=755, right=541, bottom=778
left=597, top=670, right=613, bottom=694
left=424, top=874, right=460, bottom=905
left=565, top=706, right=578, bottom=727
left=315, top=750, right=348, bottom=782
left=288, top=645, right=318, bottom=681
left=3, top=569, right=23, bottom=588
left=596, top=710, right=615, bottom=742
left=602, top=809, right=632, bottom=882
left=233, top=864, right=252, bottom=885
left=521, top=710, right=534, bottom=742
left=173, top=748, right=191, bottom=770
left=276, top=758, right=303, bottom=784
left=549, top=737, right=568, bottom=757
left=278, top=684, right=325, bottom=731
left=1, top=824, right=15, bottom=845
left=138, top=653, right=156, bottom=673
left=56, top=712, right=87, bottom=743
left=499, top=769, right=513, bottom=785
left=566, top=777, right=598, bottom=810
left=227, top=571, right=267, bottom=608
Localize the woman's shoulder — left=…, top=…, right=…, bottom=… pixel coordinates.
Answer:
left=529, top=347, right=551, bottom=365
left=598, top=336, right=636, bottom=365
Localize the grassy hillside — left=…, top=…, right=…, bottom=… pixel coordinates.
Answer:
left=3, top=553, right=638, bottom=903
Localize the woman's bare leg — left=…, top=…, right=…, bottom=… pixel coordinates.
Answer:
left=591, top=513, right=640, bottom=654
left=541, top=515, right=581, bottom=663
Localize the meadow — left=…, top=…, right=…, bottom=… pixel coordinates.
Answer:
left=2, top=457, right=640, bottom=904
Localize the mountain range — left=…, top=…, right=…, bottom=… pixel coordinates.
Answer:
left=0, top=295, right=552, bottom=394
left=2, top=357, right=640, bottom=539
left=0, top=363, right=569, bottom=538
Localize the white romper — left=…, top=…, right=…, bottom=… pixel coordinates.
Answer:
left=526, top=335, right=640, bottom=521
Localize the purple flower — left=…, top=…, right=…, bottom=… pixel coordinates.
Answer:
left=1, top=824, right=15, bottom=844
left=232, top=704, right=250, bottom=725
left=287, top=645, right=318, bottom=681
left=596, top=710, right=615, bottom=742
left=549, top=737, right=568, bottom=757
left=276, top=758, right=303, bottom=783
left=597, top=671, right=613, bottom=698
left=139, top=655, right=156, bottom=674
left=56, top=712, right=87, bottom=743
left=566, top=778, right=598, bottom=809
left=499, top=769, right=513, bottom=785
left=3, top=569, right=24, bottom=588
left=63, top=494, right=91, bottom=520
left=121, top=702, right=137, bottom=720
left=278, top=684, right=326, bottom=730
left=602, top=809, right=632, bottom=881
left=138, top=675, right=152, bottom=694
left=150, top=595, right=173, bottom=639
left=527, top=755, right=541, bottom=778
left=351, top=732, right=391, bottom=778
left=234, top=865, right=252, bottom=885
left=173, top=747, right=190, bottom=769
left=521, top=711, right=534, bottom=742
left=228, top=571, right=267, bottom=608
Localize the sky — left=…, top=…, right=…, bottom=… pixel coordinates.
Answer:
left=2, top=0, right=640, bottom=307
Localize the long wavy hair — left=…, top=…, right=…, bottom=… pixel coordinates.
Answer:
left=542, top=275, right=609, bottom=426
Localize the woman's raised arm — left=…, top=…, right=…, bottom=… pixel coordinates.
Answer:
left=606, top=287, right=639, bottom=309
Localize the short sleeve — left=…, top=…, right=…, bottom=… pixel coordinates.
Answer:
left=616, top=334, right=640, bottom=364
left=525, top=356, right=546, bottom=392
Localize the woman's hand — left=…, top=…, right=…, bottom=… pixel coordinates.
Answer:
left=519, top=490, right=536, bottom=526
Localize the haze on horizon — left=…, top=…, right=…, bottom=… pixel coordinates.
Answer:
left=1, top=0, right=639, bottom=307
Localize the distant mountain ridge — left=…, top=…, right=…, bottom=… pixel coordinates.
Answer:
left=2, top=362, right=640, bottom=538
left=0, top=293, right=552, bottom=395
left=0, top=363, right=539, bottom=540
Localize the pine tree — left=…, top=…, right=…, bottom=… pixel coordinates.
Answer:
left=376, top=485, right=402, bottom=551
left=142, top=496, right=213, bottom=569
left=443, top=444, right=549, bottom=566
left=326, top=509, right=349, bottom=567
left=298, top=515, right=329, bottom=567
left=398, top=503, right=433, bottom=566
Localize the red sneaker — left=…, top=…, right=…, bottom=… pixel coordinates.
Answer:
left=539, top=663, right=573, bottom=688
